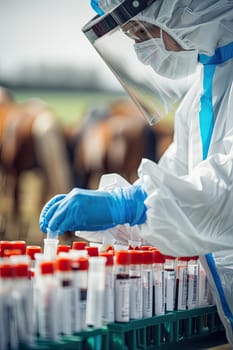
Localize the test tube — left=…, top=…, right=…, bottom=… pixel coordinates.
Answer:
left=43, top=229, right=59, bottom=261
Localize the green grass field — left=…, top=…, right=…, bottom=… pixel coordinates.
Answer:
left=13, top=89, right=124, bottom=126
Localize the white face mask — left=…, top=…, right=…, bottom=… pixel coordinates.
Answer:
left=134, top=38, right=198, bottom=80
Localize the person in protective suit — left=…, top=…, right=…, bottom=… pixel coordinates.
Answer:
left=40, top=0, right=233, bottom=344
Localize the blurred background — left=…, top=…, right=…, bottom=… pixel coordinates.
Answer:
left=0, top=0, right=173, bottom=246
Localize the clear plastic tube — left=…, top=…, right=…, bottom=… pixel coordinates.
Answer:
left=43, top=229, right=59, bottom=261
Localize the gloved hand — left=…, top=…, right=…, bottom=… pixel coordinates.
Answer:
left=39, top=185, right=147, bottom=234
left=91, top=0, right=104, bottom=15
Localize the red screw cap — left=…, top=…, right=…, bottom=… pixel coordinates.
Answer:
left=40, top=261, right=55, bottom=275
left=115, top=250, right=130, bottom=265
left=85, top=246, right=99, bottom=257
left=72, top=241, right=87, bottom=250
left=26, top=246, right=42, bottom=260
left=56, top=257, right=72, bottom=272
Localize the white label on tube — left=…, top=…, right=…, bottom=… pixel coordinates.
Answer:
left=80, top=288, right=87, bottom=330
left=177, top=267, right=188, bottom=310
left=115, top=278, right=130, bottom=322
left=8, top=294, right=19, bottom=350
left=14, top=293, right=28, bottom=343
left=14, top=282, right=35, bottom=346
left=165, top=270, right=176, bottom=312
left=38, top=287, right=59, bottom=341
left=142, top=269, right=153, bottom=318
left=86, top=256, right=106, bottom=329
left=130, top=276, right=143, bottom=320
left=72, top=275, right=81, bottom=333
left=187, top=264, right=199, bottom=309
left=60, top=281, right=73, bottom=335
left=154, top=270, right=165, bottom=315
left=103, top=269, right=115, bottom=324
left=86, top=289, right=105, bottom=328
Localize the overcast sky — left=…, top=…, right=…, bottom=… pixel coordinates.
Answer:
left=0, top=0, right=110, bottom=79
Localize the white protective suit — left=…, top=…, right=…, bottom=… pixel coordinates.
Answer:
left=78, top=0, right=233, bottom=344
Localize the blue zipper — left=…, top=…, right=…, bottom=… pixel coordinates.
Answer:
left=198, top=41, right=233, bottom=330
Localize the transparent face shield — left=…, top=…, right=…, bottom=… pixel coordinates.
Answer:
left=82, top=0, right=198, bottom=125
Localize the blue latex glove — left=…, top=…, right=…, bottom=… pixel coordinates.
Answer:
left=39, top=185, right=147, bottom=234
left=91, top=0, right=104, bottom=15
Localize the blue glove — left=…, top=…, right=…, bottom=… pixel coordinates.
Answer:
left=39, top=185, right=147, bottom=234
left=91, top=0, right=104, bottom=15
